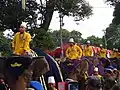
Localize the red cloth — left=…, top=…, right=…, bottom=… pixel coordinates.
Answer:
left=92, top=46, right=100, bottom=54
left=106, top=50, right=112, bottom=54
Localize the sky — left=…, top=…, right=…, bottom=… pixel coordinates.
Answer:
left=49, top=0, right=114, bottom=39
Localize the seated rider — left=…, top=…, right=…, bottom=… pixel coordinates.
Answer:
left=83, top=40, right=93, bottom=57
left=98, top=44, right=107, bottom=59
left=115, top=49, right=120, bottom=59
left=109, top=48, right=117, bottom=60
left=11, top=22, right=31, bottom=56
left=65, top=38, right=82, bottom=60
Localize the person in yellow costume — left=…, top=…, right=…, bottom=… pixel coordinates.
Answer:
left=65, top=38, right=82, bottom=60
left=83, top=40, right=93, bottom=57
left=110, top=48, right=116, bottom=59
left=12, top=22, right=31, bottom=56
left=92, top=67, right=102, bottom=78
left=115, top=49, right=120, bottom=59
left=98, top=44, right=107, bottom=58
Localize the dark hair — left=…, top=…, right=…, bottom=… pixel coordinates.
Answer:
left=86, top=76, right=102, bottom=89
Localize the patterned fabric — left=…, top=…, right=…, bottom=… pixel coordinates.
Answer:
left=98, top=48, right=107, bottom=58
left=6, top=56, right=33, bottom=77
left=61, top=60, right=81, bottom=73
left=65, top=45, right=82, bottom=60
left=83, top=46, right=93, bottom=57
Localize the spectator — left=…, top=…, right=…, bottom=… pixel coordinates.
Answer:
left=29, top=81, right=44, bottom=90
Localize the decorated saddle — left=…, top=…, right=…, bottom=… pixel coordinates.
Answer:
left=61, top=60, right=81, bottom=73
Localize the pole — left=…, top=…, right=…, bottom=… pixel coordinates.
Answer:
left=22, top=0, right=26, bottom=10
left=103, top=30, right=107, bottom=49
left=59, top=13, right=64, bottom=58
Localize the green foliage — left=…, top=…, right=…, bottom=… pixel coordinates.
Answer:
left=57, top=0, right=93, bottom=21
left=0, top=0, right=92, bottom=32
left=0, top=0, right=38, bottom=32
left=106, top=0, right=120, bottom=6
left=50, top=29, right=82, bottom=47
left=51, top=29, right=70, bottom=46
left=0, top=32, right=11, bottom=56
left=50, top=30, right=104, bottom=48
left=106, top=24, right=120, bottom=49
left=105, top=0, right=120, bottom=50
left=112, top=2, right=120, bottom=25
left=86, top=35, right=104, bottom=46
left=106, top=0, right=120, bottom=25
left=70, top=30, right=82, bottom=43
left=32, top=28, right=55, bottom=50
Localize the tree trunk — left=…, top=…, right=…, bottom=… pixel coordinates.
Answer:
left=40, top=0, right=56, bottom=31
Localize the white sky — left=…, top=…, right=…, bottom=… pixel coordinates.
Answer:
left=49, top=0, right=114, bottom=39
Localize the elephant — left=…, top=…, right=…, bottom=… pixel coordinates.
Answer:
left=33, top=47, right=63, bottom=89
left=0, top=54, right=50, bottom=90
left=60, top=58, right=89, bottom=90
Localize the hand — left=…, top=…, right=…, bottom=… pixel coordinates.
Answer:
left=12, top=47, right=14, bottom=52
left=22, top=51, right=28, bottom=56
left=77, top=56, right=81, bottom=60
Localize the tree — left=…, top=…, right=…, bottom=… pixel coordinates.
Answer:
left=112, top=2, right=120, bottom=25
left=39, top=0, right=93, bottom=31
left=70, top=30, right=82, bottom=43
left=51, top=29, right=70, bottom=46
left=106, top=0, right=120, bottom=25
left=86, top=35, right=104, bottom=46
left=105, top=0, right=120, bottom=49
left=0, top=0, right=38, bottom=32
left=0, top=32, right=11, bottom=56
left=0, top=0, right=93, bottom=51
left=106, top=0, right=119, bottom=6
left=50, top=29, right=83, bottom=47
left=105, top=24, right=120, bottom=49
left=32, top=29, right=55, bottom=50
left=0, top=0, right=92, bottom=32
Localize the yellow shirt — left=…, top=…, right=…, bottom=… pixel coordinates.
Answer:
left=12, top=32, right=31, bottom=55
left=97, top=74, right=102, bottom=78
left=110, top=51, right=116, bottom=58
left=65, top=45, right=82, bottom=60
left=98, top=48, right=106, bottom=58
left=116, top=52, right=120, bottom=59
left=83, top=46, right=93, bottom=57
left=84, top=71, right=88, bottom=80
left=92, top=74, right=102, bottom=78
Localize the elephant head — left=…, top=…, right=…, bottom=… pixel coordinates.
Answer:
left=32, top=56, right=50, bottom=80
left=0, top=56, right=50, bottom=89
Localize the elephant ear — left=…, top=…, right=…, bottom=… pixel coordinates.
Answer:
left=0, top=57, right=6, bottom=77
left=32, top=56, right=50, bottom=78
left=80, top=60, right=89, bottom=72
left=93, top=58, right=99, bottom=67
